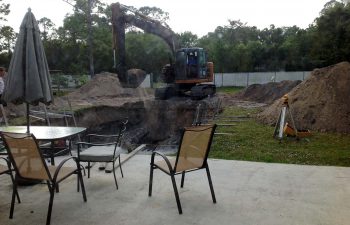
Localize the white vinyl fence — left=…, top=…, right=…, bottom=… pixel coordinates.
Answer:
left=214, top=71, right=311, bottom=87
left=123, top=71, right=312, bottom=88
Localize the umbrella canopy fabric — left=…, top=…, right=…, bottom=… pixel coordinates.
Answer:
left=3, top=8, right=53, bottom=106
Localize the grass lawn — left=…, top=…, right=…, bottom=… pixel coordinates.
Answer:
left=210, top=106, right=350, bottom=167
left=216, top=86, right=244, bottom=94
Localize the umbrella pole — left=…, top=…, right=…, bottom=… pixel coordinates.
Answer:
left=26, top=103, right=30, bottom=133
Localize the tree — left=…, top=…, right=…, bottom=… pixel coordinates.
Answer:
left=125, top=31, right=171, bottom=78
left=311, top=0, right=350, bottom=66
left=0, top=0, right=9, bottom=22
left=177, top=31, right=198, bottom=48
left=0, top=25, right=16, bottom=53
left=38, top=17, right=56, bottom=42
left=0, top=1, right=11, bottom=66
left=61, top=0, right=105, bottom=77
left=138, top=6, right=170, bottom=28
left=38, top=2, right=350, bottom=76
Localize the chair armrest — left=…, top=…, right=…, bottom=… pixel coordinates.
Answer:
left=52, top=156, right=76, bottom=182
left=151, top=151, right=174, bottom=173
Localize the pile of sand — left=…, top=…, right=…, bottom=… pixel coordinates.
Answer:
left=50, top=72, right=152, bottom=110
left=69, top=72, right=147, bottom=99
left=235, top=80, right=301, bottom=104
left=257, top=62, right=350, bottom=133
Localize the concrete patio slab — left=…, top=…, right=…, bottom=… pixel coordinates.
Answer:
left=1, top=154, right=350, bottom=225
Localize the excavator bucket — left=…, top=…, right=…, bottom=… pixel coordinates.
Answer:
left=118, top=69, right=147, bottom=88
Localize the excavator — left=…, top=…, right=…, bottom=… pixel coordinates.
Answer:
left=111, top=2, right=216, bottom=99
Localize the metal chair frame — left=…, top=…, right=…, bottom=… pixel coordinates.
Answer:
left=1, top=132, right=87, bottom=225
left=148, top=124, right=217, bottom=214
left=76, top=119, right=128, bottom=189
left=0, top=156, right=21, bottom=203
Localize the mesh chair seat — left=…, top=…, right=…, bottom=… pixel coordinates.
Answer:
left=79, top=146, right=122, bottom=162
left=155, top=157, right=200, bottom=173
left=47, top=166, right=76, bottom=182
left=11, top=163, right=77, bottom=181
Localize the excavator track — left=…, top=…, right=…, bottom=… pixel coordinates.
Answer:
left=190, top=84, right=216, bottom=100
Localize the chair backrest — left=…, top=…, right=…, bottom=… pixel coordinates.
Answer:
left=1, top=132, right=51, bottom=181
left=113, top=119, right=128, bottom=153
left=174, top=124, right=216, bottom=172
left=0, top=103, right=8, bottom=126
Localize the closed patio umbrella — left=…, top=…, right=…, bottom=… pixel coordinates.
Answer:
left=3, top=8, right=53, bottom=133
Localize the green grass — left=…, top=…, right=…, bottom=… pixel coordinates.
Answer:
left=210, top=106, right=350, bottom=166
left=216, top=86, right=244, bottom=94
left=10, top=116, right=28, bottom=126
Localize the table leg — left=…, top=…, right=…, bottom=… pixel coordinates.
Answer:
left=50, top=140, right=55, bottom=166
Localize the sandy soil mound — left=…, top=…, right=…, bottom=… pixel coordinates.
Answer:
left=59, top=72, right=152, bottom=108
left=257, top=62, right=350, bottom=133
left=3, top=72, right=152, bottom=117
left=235, top=80, right=302, bottom=104
left=69, top=72, right=147, bottom=98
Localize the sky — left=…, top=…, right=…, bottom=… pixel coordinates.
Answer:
left=3, top=0, right=330, bottom=37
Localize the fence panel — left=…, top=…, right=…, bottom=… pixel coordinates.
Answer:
left=215, top=71, right=311, bottom=87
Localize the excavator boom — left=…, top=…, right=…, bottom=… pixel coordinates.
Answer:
left=111, top=3, right=178, bottom=86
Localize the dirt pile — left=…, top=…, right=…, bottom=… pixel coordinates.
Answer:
left=124, top=69, right=147, bottom=88
left=69, top=72, right=149, bottom=99
left=56, top=72, right=152, bottom=109
left=235, top=80, right=302, bottom=104
left=257, top=62, right=350, bottom=133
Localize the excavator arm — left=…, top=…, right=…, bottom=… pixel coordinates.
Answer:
left=111, top=3, right=178, bottom=86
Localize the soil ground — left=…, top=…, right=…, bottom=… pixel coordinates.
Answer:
left=234, top=80, right=301, bottom=104
left=4, top=62, right=350, bottom=138
left=257, top=62, right=350, bottom=133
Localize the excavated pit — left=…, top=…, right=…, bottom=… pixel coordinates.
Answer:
left=62, top=98, right=220, bottom=152
left=4, top=72, right=220, bottom=152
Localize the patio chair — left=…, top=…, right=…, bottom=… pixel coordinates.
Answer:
left=1, top=132, right=87, bottom=225
left=0, top=102, right=8, bottom=126
left=32, top=100, right=78, bottom=159
left=0, top=156, right=21, bottom=203
left=0, top=139, right=7, bottom=155
left=148, top=124, right=217, bottom=214
left=77, top=119, right=128, bottom=189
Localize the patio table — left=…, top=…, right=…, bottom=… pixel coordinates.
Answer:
left=0, top=126, right=86, bottom=165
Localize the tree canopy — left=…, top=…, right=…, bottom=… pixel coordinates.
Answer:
left=1, top=0, right=350, bottom=75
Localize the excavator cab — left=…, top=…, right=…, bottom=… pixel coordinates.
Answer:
left=174, top=48, right=209, bottom=81
left=156, top=47, right=215, bottom=100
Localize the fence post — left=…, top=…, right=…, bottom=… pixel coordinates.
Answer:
left=150, top=73, right=153, bottom=88
left=246, top=72, right=249, bottom=87
left=221, top=73, right=224, bottom=87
